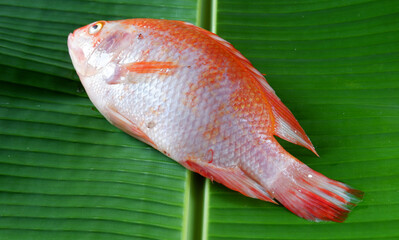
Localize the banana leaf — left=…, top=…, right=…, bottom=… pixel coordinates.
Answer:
left=0, top=0, right=398, bottom=239
left=206, top=1, right=399, bottom=239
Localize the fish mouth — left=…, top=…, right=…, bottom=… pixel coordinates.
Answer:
left=67, top=32, right=88, bottom=78
left=67, top=33, right=73, bottom=52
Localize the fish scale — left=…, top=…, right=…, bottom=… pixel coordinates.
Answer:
left=68, top=18, right=363, bottom=222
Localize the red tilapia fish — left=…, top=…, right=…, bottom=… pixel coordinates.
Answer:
left=68, top=19, right=363, bottom=222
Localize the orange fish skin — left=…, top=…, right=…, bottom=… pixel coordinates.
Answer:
left=68, top=19, right=363, bottom=222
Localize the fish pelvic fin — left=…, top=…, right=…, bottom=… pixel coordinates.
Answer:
left=181, top=158, right=276, bottom=203
left=104, top=105, right=157, bottom=148
left=270, top=159, right=363, bottom=222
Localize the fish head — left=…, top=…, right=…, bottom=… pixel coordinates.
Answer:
left=68, top=20, right=134, bottom=80
left=68, top=20, right=137, bottom=115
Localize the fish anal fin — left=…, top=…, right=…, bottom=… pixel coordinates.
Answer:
left=124, top=61, right=179, bottom=75
left=181, top=159, right=276, bottom=203
left=105, top=105, right=157, bottom=148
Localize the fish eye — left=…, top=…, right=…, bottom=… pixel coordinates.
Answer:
left=88, top=22, right=104, bottom=35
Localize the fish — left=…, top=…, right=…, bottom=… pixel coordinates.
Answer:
left=67, top=19, right=363, bottom=222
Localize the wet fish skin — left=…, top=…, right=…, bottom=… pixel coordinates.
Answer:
left=68, top=19, right=363, bottom=222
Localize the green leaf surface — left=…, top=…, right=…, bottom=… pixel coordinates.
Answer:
left=0, top=0, right=398, bottom=240
left=206, top=0, right=399, bottom=239
left=0, top=1, right=198, bottom=239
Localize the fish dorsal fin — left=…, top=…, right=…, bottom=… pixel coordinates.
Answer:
left=262, top=85, right=318, bottom=156
left=181, top=21, right=253, bottom=67
left=250, top=68, right=318, bottom=156
left=180, top=21, right=317, bottom=155
left=251, top=69, right=317, bottom=155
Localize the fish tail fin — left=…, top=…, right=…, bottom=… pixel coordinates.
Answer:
left=271, top=160, right=363, bottom=222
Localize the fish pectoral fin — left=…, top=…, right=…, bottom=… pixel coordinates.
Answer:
left=181, top=159, right=276, bottom=203
left=105, top=105, right=157, bottom=148
left=124, top=61, right=179, bottom=75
